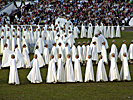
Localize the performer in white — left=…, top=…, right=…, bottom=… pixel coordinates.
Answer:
left=116, top=23, right=121, bottom=38
left=77, top=42, right=83, bottom=63
left=101, top=42, right=108, bottom=65
left=22, top=44, right=31, bottom=68
left=128, top=40, right=133, bottom=63
left=91, top=42, right=98, bottom=64
left=109, top=53, right=120, bottom=81
left=85, top=55, right=95, bottom=82
left=16, top=35, right=22, bottom=53
left=80, top=23, right=87, bottom=38
left=71, top=43, right=77, bottom=62
left=9, top=54, right=20, bottom=85
left=109, top=40, right=118, bottom=62
left=86, top=41, right=91, bottom=60
left=94, top=23, right=99, bottom=35
left=57, top=54, right=65, bottom=82
left=87, top=24, right=92, bottom=38
left=120, top=53, right=131, bottom=81
left=106, top=24, right=111, bottom=38
left=46, top=54, right=57, bottom=83
left=111, top=24, right=115, bottom=38
left=74, top=54, right=83, bottom=82
left=96, top=55, right=108, bottom=82
left=27, top=54, right=43, bottom=83
left=82, top=41, right=86, bottom=64
left=118, top=40, right=128, bottom=61
left=51, top=43, right=58, bottom=62
left=73, top=24, right=80, bottom=39
left=43, top=44, right=50, bottom=65
left=6, top=36, right=11, bottom=50
left=0, top=36, right=5, bottom=54
left=65, top=54, right=75, bottom=82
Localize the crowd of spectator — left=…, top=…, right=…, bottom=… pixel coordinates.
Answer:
left=0, top=0, right=133, bottom=26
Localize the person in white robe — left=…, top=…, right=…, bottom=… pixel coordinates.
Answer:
left=106, top=24, right=111, bottom=38
left=116, top=23, right=121, bottom=38
left=9, top=54, right=20, bottom=85
left=91, top=42, right=98, bottom=64
left=66, top=31, right=75, bottom=48
left=77, top=42, right=83, bottom=63
left=27, top=54, right=42, bottom=83
left=51, top=43, right=58, bottom=62
left=22, top=44, right=31, bottom=68
left=41, top=28, right=46, bottom=40
left=80, top=23, right=87, bottom=38
left=57, top=54, right=65, bottom=82
left=109, top=40, right=118, bottom=62
left=34, top=35, right=44, bottom=54
left=34, top=28, right=38, bottom=42
left=111, top=24, right=115, bottom=38
left=74, top=54, right=83, bottom=82
left=65, top=54, right=75, bottom=82
left=87, top=24, right=92, bottom=38
left=0, top=36, right=5, bottom=54
left=82, top=41, right=86, bottom=63
left=17, top=29, right=21, bottom=39
left=1, top=29, right=6, bottom=40
left=57, top=43, right=65, bottom=64
left=17, top=36, right=22, bottom=53
left=101, top=42, right=108, bottom=65
left=22, top=36, right=29, bottom=54
left=46, top=54, right=57, bottom=83
left=33, top=46, right=45, bottom=68
left=109, top=53, right=120, bottom=81
left=128, top=40, right=133, bottom=63
left=6, top=28, right=12, bottom=39
left=71, top=43, right=77, bottom=62
left=64, top=43, right=71, bottom=62
left=11, top=35, right=16, bottom=51
left=6, top=36, right=11, bottom=50
left=100, top=23, right=104, bottom=34
left=43, top=44, right=50, bottom=65
left=85, top=55, right=95, bottom=82
left=86, top=41, right=92, bottom=60
left=120, top=53, right=131, bottom=81
left=94, top=23, right=99, bottom=35
left=15, top=45, right=24, bottom=68
left=96, top=55, right=108, bottom=82
left=118, top=40, right=128, bottom=61
left=73, top=24, right=80, bottom=39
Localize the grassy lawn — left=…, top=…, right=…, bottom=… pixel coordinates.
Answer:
left=0, top=31, right=133, bottom=100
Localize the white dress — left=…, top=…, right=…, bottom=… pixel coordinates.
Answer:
left=71, top=45, right=77, bottom=62
left=43, top=47, right=50, bottom=65
left=116, top=25, right=121, bottom=38
left=81, top=25, right=87, bottom=38
left=109, top=57, right=120, bottom=81
left=65, top=58, right=75, bottom=82
left=46, top=59, right=57, bottom=83
left=23, top=48, right=31, bottom=68
left=85, top=59, right=95, bottom=82
left=110, top=44, right=118, bottom=62
left=96, top=59, right=108, bottom=82
left=106, top=26, right=111, bottom=38
left=111, top=26, right=115, bottom=38
left=27, top=59, right=42, bottom=83
left=82, top=45, right=86, bottom=61
left=74, top=59, right=83, bottom=82
left=101, top=45, right=108, bottom=64
left=87, top=26, right=92, bottom=38
left=73, top=26, right=80, bottom=39
left=120, top=57, right=131, bottom=81
left=77, top=45, right=83, bottom=62
left=91, top=44, right=98, bottom=61
left=57, top=58, right=65, bottom=82
left=9, top=59, right=20, bottom=84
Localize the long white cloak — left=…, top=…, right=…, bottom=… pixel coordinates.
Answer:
left=46, top=59, right=57, bottom=83
left=128, top=44, right=133, bottom=59
left=23, top=48, right=31, bottom=68
left=74, top=59, right=83, bottom=82
left=64, top=46, right=71, bottom=62
left=27, top=59, right=42, bottom=83
left=58, top=46, right=65, bottom=64
left=66, top=34, right=75, bottom=48
left=109, top=44, right=118, bottom=62
left=12, top=37, right=16, bottom=51
left=71, top=45, right=77, bottom=62
left=109, top=57, right=120, bottom=81
left=77, top=45, right=83, bottom=62
left=0, top=38, right=5, bottom=54
left=106, top=26, right=111, bottom=38
left=82, top=45, right=86, bottom=61
left=17, top=38, right=22, bottom=53
left=111, top=26, right=115, bottom=38
left=101, top=45, right=108, bottom=64
left=6, top=39, right=11, bottom=50
left=87, top=26, right=92, bottom=38
left=9, top=59, right=20, bottom=84
left=43, top=47, right=50, bottom=65
left=120, top=57, right=131, bottom=81
left=91, top=44, right=98, bottom=61
left=118, top=44, right=128, bottom=61
left=84, top=59, right=95, bottom=82
left=81, top=25, right=87, bottom=38
left=86, top=45, right=91, bottom=60
left=33, top=49, right=45, bottom=68
left=116, top=25, right=121, bottom=37
left=96, top=59, right=108, bottom=82
left=15, top=48, right=24, bottom=68
left=94, top=24, right=99, bottom=35
left=99, top=34, right=109, bottom=49
left=51, top=46, right=58, bottom=62
left=73, top=26, right=80, bottom=39
left=57, top=58, right=65, bottom=82
left=65, top=58, right=75, bottom=82
left=103, top=26, right=107, bottom=38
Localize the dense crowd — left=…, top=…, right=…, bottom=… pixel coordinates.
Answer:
left=0, top=0, right=133, bottom=26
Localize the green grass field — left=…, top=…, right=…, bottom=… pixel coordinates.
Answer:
left=0, top=31, right=133, bottom=100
